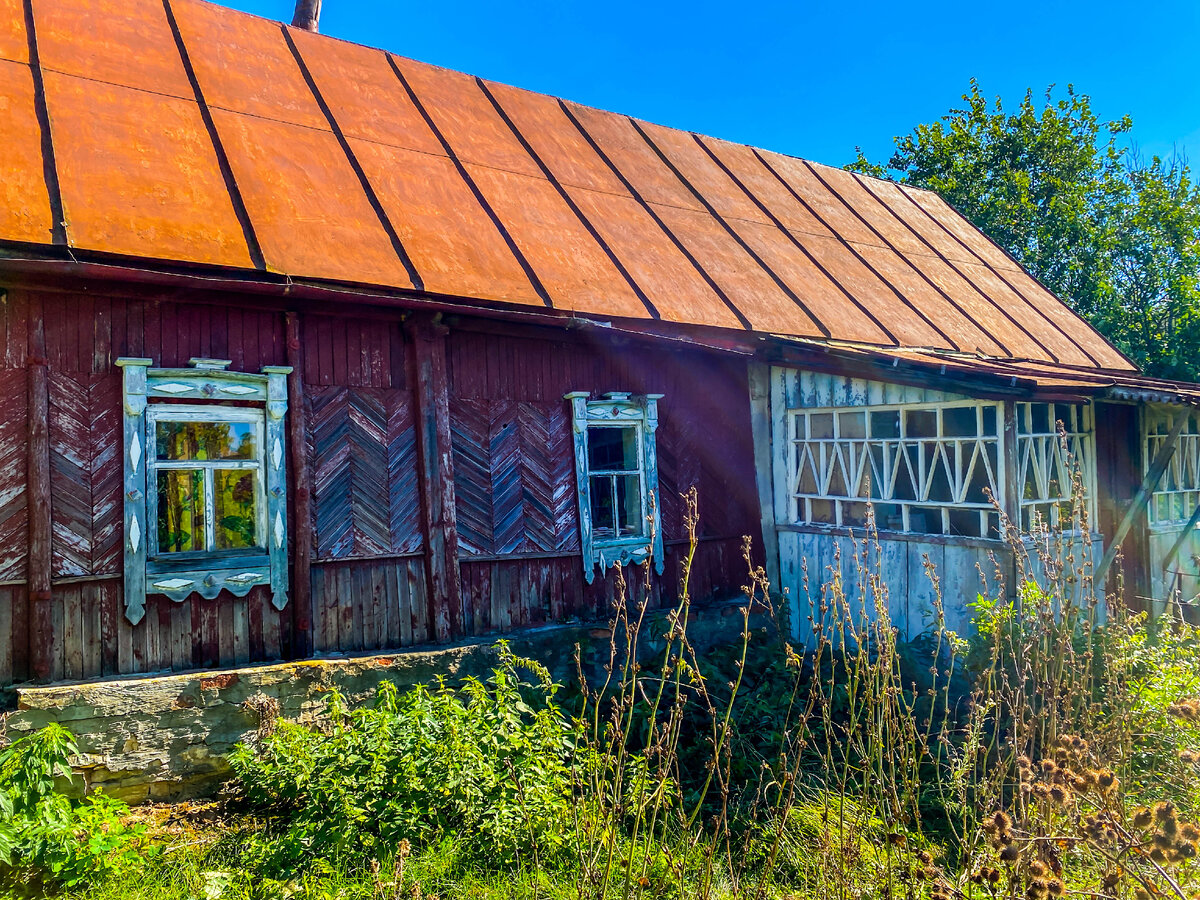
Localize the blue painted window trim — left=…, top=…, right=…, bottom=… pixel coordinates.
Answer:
left=116, top=358, right=291, bottom=625
left=565, top=391, right=664, bottom=584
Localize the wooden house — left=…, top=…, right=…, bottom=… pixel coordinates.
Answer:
left=0, top=0, right=1198, bottom=688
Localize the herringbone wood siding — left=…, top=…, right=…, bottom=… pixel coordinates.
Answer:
left=310, top=387, right=422, bottom=558
left=49, top=373, right=123, bottom=577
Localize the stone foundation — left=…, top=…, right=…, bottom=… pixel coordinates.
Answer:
left=4, top=600, right=759, bottom=803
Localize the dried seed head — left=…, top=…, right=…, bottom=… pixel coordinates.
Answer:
left=1133, top=807, right=1154, bottom=829
left=1029, top=860, right=1048, bottom=877
left=1000, top=845, right=1020, bottom=863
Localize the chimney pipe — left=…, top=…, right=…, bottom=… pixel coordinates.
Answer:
left=291, top=0, right=321, bottom=32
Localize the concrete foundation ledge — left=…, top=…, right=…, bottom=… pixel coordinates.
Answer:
left=2, top=599, right=759, bottom=804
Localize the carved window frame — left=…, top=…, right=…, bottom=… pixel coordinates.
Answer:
left=566, top=392, right=664, bottom=583
left=117, top=357, right=291, bottom=625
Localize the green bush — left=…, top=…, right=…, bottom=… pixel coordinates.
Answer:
left=0, top=723, right=151, bottom=892
left=228, top=643, right=577, bottom=876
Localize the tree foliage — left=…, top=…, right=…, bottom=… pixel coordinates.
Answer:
left=851, top=80, right=1200, bottom=381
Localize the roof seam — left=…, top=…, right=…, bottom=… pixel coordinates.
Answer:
left=751, top=148, right=962, bottom=353
left=22, top=0, right=67, bottom=246
left=692, top=134, right=900, bottom=347
left=477, top=79, right=660, bottom=321
left=799, top=161, right=1022, bottom=360
left=386, top=54, right=553, bottom=308
left=558, top=101, right=754, bottom=332
left=897, top=186, right=1106, bottom=369
left=33, top=64, right=192, bottom=103
left=630, top=120, right=831, bottom=339
left=282, top=26, right=424, bottom=291
left=845, top=170, right=1063, bottom=364
left=161, top=0, right=264, bottom=271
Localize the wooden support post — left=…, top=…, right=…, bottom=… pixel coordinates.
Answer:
left=285, top=313, right=313, bottom=658
left=1095, top=410, right=1189, bottom=588
left=407, top=313, right=461, bottom=642
left=747, top=362, right=780, bottom=595
left=27, top=315, right=51, bottom=682
left=1002, top=401, right=1021, bottom=531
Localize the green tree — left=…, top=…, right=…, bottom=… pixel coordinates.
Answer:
left=851, top=80, right=1200, bottom=381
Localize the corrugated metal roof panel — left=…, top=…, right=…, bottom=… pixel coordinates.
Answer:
left=349, top=138, right=542, bottom=304
left=32, top=0, right=192, bottom=99
left=210, top=108, right=414, bottom=285
left=171, top=0, right=325, bottom=129
left=0, top=59, right=53, bottom=244
left=0, top=0, right=29, bottom=64
left=45, top=70, right=253, bottom=266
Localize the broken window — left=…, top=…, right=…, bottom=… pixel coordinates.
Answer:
left=565, top=391, right=664, bottom=582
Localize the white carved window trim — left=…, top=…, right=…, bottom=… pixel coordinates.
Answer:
left=1016, top=402, right=1096, bottom=533
left=565, top=391, right=664, bottom=583
left=786, top=399, right=1004, bottom=538
left=117, top=357, right=291, bottom=625
left=1146, top=407, right=1200, bottom=531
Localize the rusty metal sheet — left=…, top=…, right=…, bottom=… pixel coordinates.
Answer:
left=350, top=137, right=541, bottom=305
left=210, top=108, right=413, bottom=286
left=953, top=261, right=1093, bottom=366
left=463, top=163, right=648, bottom=318
left=394, top=56, right=542, bottom=179
left=33, top=0, right=192, bottom=99
left=698, top=136, right=833, bottom=238
left=720, top=215, right=891, bottom=344
left=787, top=230, right=950, bottom=349
left=484, top=81, right=626, bottom=195
left=760, top=151, right=881, bottom=247
left=170, top=0, right=325, bottom=130
left=561, top=184, right=742, bottom=328
left=815, top=165, right=1039, bottom=356
left=44, top=70, right=253, bottom=266
left=906, top=187, right=1133, bottom=369
left=853, top=244, right=1002, bottom=355
left=856, top=176, right=978, bottom=265
left=648, top=202, right=822, bottom=336
left=0, top=59, right=52, bottom=244
left=567, top=103, right=702, bottom=211
left=288, top=30, right=443, bottom=156
left=0, top=0, right=28, bottom=64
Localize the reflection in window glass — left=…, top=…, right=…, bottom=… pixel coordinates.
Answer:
left=587, top=426, right=639, bottom=472
left=156, top=421, right=257, bottom=461
left=214, top=469, right=260, bottom=550
left=156, top=469, right=207, bottom=553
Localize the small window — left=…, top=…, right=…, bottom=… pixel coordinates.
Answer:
left=566, top=391, right=664, bottom=583
left=117, top=357, right=291, bottom=625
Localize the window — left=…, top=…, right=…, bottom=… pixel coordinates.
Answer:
left=149, top=410, right=265, bottom=557
left=1146, top=408, right=1200, bottom=529
left=117, top=358, right=291, bottom=625
left=787, top=400, right=1002, bottom=538
left=1016, top=402, right=1095, bottom=532
left=566, top=391, right=664, bottom=582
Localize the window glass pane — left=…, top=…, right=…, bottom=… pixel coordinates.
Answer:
left=810, top=413, right=834, bottom=439
left=982, top=405, right=998, bottom=436
left=589, top=475, right=616, bottom=538
left=905, top=409, right=937, bottom=438
left=870, top=410, right=900, bottom=439
left=616, top=474, right=643, bottom=537
left=943, top=406, right=978, bottom=437
left=156, top=469, right=206, bottom=553
left=1030, top=404, right=1050, bottom=434
left=587, top=426, right=638, bottom=472
left=214, top=469, right=260, bottom=550
left=156, top=420, right=257, bottom=461
left=838, top=411, right=866, bottom=439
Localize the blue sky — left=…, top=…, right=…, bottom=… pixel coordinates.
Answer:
left=221, top=0, right=1200, bottom=170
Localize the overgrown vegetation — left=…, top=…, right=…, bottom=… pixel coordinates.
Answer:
left=7, top=464, right=1200, bottom=898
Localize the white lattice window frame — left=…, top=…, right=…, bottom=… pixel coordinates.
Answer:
left=1016, top=402, right=1096, bottom=534
left=1146, top=408, right=1200, bottom=531
left=786, top=399, right=1005, bottom=538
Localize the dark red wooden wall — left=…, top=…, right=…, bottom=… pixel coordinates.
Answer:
left=0, top=283, right=763, bottom=689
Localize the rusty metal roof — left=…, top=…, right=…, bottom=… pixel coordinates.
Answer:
left=0, top=0, right=1140, bottom=373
